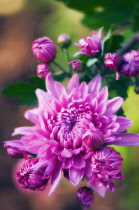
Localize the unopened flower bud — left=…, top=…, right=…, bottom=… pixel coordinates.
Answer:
left=57, top=34, right=71, bottom=48
left=4, top=144, right=23, bottom=158
left=74, top=28, right=103, bottom=57
left=32, top=37, right=56, bottom=63
left=68, top=60, right=83, bottom=71
left=37, top=63, right=50, bottom=79
left=104, top=53, right=121, bottom=70
left=83, top=128, right=104, bottom=149
left=17, top=159, right=49, bottom=191
left=119, top=50, right=139, bottom=77
left=76, top=186, right=94, bottom=209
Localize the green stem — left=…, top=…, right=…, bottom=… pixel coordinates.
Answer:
left=63, top=48, right=72, bottom=74
left=52, top=60, right=71, bottom=77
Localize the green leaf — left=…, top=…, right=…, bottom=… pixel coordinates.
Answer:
left=104, top=35, right=124, bottom=53
left=105, top=74, right=131, bottom=100
left=101, top=26, right=113, bottom=55
left=56, top=0, right=137, bottom=30
left=2, top=76, right=46, bottom=106
left=87, top=58, right=98, bottom=67
left=132, top=4, right=139, bottom=31
left=53, top=72, right=67, bottom=81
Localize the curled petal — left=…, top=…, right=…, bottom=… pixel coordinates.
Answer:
left=109, top=133, right=139, bottom=146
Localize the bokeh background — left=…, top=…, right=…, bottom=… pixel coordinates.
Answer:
left=1, top=0, right=139, bottom=209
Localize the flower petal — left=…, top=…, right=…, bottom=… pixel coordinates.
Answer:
left=108, top=133, right=139, bottom=146
left=89, top=181, right=106, bottom=197
left=67, top=74, right=79, bottom=94
left=105, top=97, right=123, bottom=116
left=116, top=117, right=133, bottom=132
left=97, top=86, right=108, bottom=103
left=88, top=75, right=101, bottom=97
left=69, top=167, right=84, bottom=186
left=12, top=126, right=34, bottom=136
left=49, top=161, right=62, bottom=195
left=46, top=73, right=67, bottom=100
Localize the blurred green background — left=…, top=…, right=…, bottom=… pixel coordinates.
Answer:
left=1, top=0, right=139, bottom=210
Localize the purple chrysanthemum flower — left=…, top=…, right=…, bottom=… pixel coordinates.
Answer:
left=74, top=28, right=103, bottom=57
left=17, top=158, right=49, bottom=191
left=118, top=50, right=139, bottom=79
left=4, top=73, right=139, bottom=196
left=89, top=147, right=124, bottom=197
left=77, top=186, right=94, bottom=209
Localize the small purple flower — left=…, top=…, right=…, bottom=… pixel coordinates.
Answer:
left=74, top=28, right=103, bottom=57
left=17, top=159, right=49, bottom=191
left=57, top=34, right=71, bottom=48
left=37, top=63, right=50, bottom=79
left=104, top=53, right=121, bottom=70
left=32, top=37, right=56, bottom=63
left=77, top=187, right=94, bottom=209
left=89, top=147, right=124, bottom=197
left=119, top=50, right=139, bottom=78
left=68, top=60, right=83, bottom=71
left=5, top=73, right=139, bottom=197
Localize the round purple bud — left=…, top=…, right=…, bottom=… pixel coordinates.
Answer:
left=104, top=53, right=121, bottom=70
left=37, top=63, right=50, bottom=79
left=17, top=159, right=49, bottom=191
left=119, top=50, right=139, bottom=77
left=32, top=37, right=56, bottom=63
left=57, top=34, right=71, bottom=48
left=76, top=186, right=94, bottom=209
left=68, top=59, right=83, bottom=71
left=83, top=128, right=104, bottom=149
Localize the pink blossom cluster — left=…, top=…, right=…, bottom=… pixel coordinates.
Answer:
left=4, top=28, right=139, bottom=209
left=4, top=72, right=139, bottom=209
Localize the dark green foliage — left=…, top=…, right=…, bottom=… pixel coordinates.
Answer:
left=105, top=74, right=131, bottom=100
left=56, top=0, right=139, bottom=30
left=2, top=76, right=46, bottom=106
left=103, top=34, right=124, bottom=54
left=53, top=72, right=68, bottom=81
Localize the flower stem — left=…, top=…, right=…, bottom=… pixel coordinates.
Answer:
left=52, top=60, right=71, bottom=77
left=62, top=48, right=72, bottom=74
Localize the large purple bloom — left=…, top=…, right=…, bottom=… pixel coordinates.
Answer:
left=5, top=73, right=139, bottom=196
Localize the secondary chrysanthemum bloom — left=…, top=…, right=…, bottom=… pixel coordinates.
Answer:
left=74, top=28, right=103, bottom=57
left=118, top=49, right=139, bottom=78
left=17, top=158, right=49, bottom=191
left=88, top=147, right=124, bottom=197
left=5, top=73, right=139, bottom=196
left=32, top=37, right=56, bottom=63
left=76, top=186, right=94, bottom=209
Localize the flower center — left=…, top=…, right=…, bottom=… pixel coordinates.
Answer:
left=57, top=107, right=78, bottom=132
